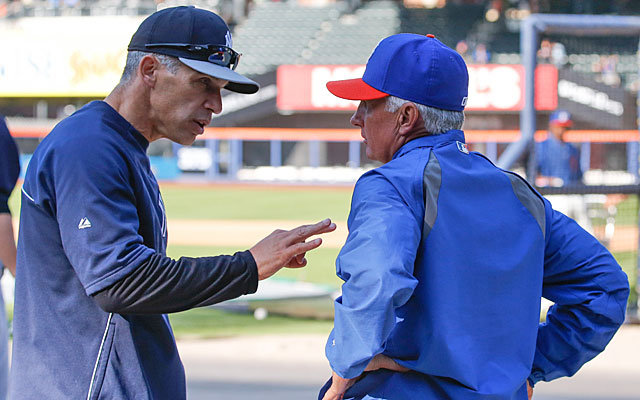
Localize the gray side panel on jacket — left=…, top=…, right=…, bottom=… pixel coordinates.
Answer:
left=506, top=173, right=546, bottom=239
left=423, top=152, right=442, bottom=238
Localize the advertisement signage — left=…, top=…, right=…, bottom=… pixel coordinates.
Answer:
left=557, top=69, right=636, bottom=129
left=0, top=16, right=143, bottom=97
left=277, top=64, right=558, bottom=112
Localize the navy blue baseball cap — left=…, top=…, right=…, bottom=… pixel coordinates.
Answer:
left=128, top=6, right=259, bottom=94
left=326, top=33, right=469, bottom=111
left=549, top=110, right=572, bottom=127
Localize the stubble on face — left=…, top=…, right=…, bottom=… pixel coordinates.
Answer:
left=149, top=63, right=227, bottom=145
left=355, top=98, right=400, bottom=163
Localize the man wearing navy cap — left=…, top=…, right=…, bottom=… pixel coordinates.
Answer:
left=10, top=6, right=335, bottom=399
left=319, top=34, right=629, bottom=400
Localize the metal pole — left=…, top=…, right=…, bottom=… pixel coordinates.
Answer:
left=581, top=142, right=590, bottom=175
left=230, top=139, right=242, bottom=179
left=635, top=38, right=640, bottom=319
left=486, top=141, right=498, bottom=163
left=270, top=139, right=282, bottom=167
left=635, top=185, right=640, bottom=320
left=627, top=142, right=638, bottom=178
left=348, top=141, right=361, bottom=168
left=205, top=139, right=219, bottom=179
left=309, top=140, right=320, bottom=168
left=497, top=15, right=537, bottom=175
left=523, top=17, right=538, bottom=182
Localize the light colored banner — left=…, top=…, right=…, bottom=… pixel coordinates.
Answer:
left=0, top=16, right=144, bottom=97
left=277, top=64, right=558, bottom=112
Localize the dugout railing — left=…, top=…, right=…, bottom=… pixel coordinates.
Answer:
left=535, top=184, right=640, bottom=322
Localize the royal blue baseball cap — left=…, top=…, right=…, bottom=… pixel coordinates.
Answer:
left=128, top=6, right=259, bottom=94
left=549, top=110, right=572, bottom=127
left=326, top=33, right=469, bottom=111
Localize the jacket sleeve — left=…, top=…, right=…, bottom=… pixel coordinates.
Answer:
left=529, top=200, right=629, bottom=384
left=92, top=251, right=257, bottom=314
left=326, top=172, right=421, bottom=379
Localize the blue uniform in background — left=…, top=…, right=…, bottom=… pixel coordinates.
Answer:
left=10, top=101, right=183, bottom=399
left=536, top=135, right=582, bottom=185
left=321, top=131, right=629, bottom=399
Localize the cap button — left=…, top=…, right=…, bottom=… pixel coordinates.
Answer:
left=426, top=34, right=435, bottom=38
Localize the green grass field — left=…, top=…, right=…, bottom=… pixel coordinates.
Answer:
left=169, top=307, right=333, bottom=338
left=168, top=244, right=342, bottom=287
left=160, top=184, right=353, bottom=221
left=8, top=182, right=639, bottom=336
left=8, top=183, right=354, bottom=222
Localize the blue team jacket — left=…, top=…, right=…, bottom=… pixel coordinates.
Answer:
left=322, top=131, right=629, bottom=399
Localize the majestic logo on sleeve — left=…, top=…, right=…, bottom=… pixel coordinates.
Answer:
left=78, top=217, right=92, bottom=229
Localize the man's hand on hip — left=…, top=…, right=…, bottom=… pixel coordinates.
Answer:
left=250, top=218, right=336, bottom=280
left=322, top=355, right=409, bottom=400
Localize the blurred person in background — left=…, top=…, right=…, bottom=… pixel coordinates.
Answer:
left=472, top=42, right=490, bottom=64
left=536, top=110, right=582, bottom=187
left=319, top=33, right=629, bottom=400
left=536, top=110, right=591, bottom=229
left=9, top=6, right=335, bottom=399
left=0, top=114, right=19, bottom=400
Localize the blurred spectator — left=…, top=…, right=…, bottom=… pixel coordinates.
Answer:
left=538, top=39, right=566, bottom=68
left=550, top=41, right=567, bottom=68
left=472, top=43, right=490, bottom=64
left=537, top=39, right=552, bottom=63
left=596, top=55, right=621, bottom=87
left=455, top=40, right=472, bottom=63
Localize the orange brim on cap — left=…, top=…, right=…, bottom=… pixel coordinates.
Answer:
left=326, top=78, right=388, bottom=100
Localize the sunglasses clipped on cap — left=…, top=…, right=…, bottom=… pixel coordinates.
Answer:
left=145, top=43, right=242, bottom=70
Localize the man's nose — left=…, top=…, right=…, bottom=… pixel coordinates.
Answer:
left=206, top=90, right=223, bottom=114
left=350, top=104, right=364, bottom=127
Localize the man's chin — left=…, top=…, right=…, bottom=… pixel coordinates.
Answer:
left=176, top=135, right=198, bottom=146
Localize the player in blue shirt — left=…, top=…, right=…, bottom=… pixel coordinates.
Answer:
left=536, top=110, right=582, bottom=186
left=9, top=7, right=335, bottom=399
left=0, top=115, right=20, bottom=400
left=535, top=111, right=591, bottom=229
left=318, top=34, right=629, bottom=400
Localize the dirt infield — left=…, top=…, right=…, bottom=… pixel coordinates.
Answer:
left=595, top=225, right=638, bottom=253
left=178, top=325, right=640, bottom=400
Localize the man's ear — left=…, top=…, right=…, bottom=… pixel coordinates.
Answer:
left=139, top=55, right=159, bottom=88
left=397, top=103, right=422, bottom=137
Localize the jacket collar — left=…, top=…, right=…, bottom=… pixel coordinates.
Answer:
left=392, top=130, right=466, bottom=160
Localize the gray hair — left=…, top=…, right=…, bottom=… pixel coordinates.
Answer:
left=385, top=96, right=464, bottom=135
left=119, top=51, right=182, bottom=85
